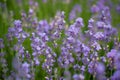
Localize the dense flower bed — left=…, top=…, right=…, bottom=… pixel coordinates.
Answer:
left=0, top=0, right=120, bottom=80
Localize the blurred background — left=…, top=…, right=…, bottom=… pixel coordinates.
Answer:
left=0, top=0, right=120, bottom=38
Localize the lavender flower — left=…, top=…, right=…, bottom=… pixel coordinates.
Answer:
left=75, top=17, right=84, bottom=27
left=91, top=41, right=101, bottom=51
left=93, top=32, right=105, bottom=40
left=107, top=49, right=117, bottom=58
left=96, top=21, right=105, bottom=29
left=116, top=5, right=120, bottom=13
left=14, top=20, right=22, bottom=33
left=88, top=60, right=98, bottom=74
left=58, top=47, right=74, bottom=68
left=0, top=38, right=4, bottom=49
left=82, top=57, right=90, bottom=65
left=111, top=70, right=120, bottom=80
left=88, top=18, right=94, bottom=29
left=73, top=74, right=84, bottom=80
left=114, top=52, right=120, bottom=70
left=1, top=1, right=120, bottom=79
left=38, top=20, right=50, bottom=33
left=73, top=64, right=80, bottom=71
left=42, top=53, right=55, bottom=73
left=22, top=62, right=31, bottom=78
left=91, top=5, right=100, bottom=13
left=69, top=4, right=81, bottom=21
left=96, top=62, right=105, bottom=74
left=67, top=24, right=79, bottom=37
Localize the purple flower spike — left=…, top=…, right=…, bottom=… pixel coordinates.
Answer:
left=91, top=5, right=100, bottom=13
left=68, top=24, right=79, bottom=37
left=111, top=70, right=120, bottom=80
left=0, top=38, right=4, bottom=49
left=75, top=17, right=84, bottom=27
left=114, top=52, right=120, bottom=70
left=96, top=21, right=105, bottom=29
left=93, top=32, right=105, bottom=40
left=14, top=20, right=22, bottom=32
left=107, top=49, right=117, bottom=58
left=73, top=74, right=84, bottom=80
left=69, top=4, right=81, bottom=21
left=96, top=62, right=105, bottom=74
left=88, top=18, right=94, bottom=29
left=91, top=41, right=101, bottom=51
left=22, top=62, right=31, bottom=78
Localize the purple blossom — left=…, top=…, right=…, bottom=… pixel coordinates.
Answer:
left=29, top=8, right=34, bottom=15
left=101, top=6, right=111, bottom=23
left=69, top=11, right=76, bottom=21
left=73, top=4, right=81, bottom=12
left=73, top=64, right=80, bottom=70
left=97, top=0, right=105, bottom=10
left=22, top=62, right=30, bottom=73
left=75, top=17, right=84, bottom=27
left=74, top=40, right=82, bottom=53
left=91, top=5, right=100, bottom=13
left=34, top=58, right=40, bottom=65
left=85, top=30, right=94, bottom=37
left=96, top=21, right=105, bottom=29
left=67, top=36, right=75, bottom=44
left=91, top=41, right=101, bottom=51
left=12, top=56, right=31, bottom=79
left=73, top=74, right=84, bottom=80
left=7, top=27, right=16, bottom=41
left=107, top=49, right=117, bottom=58
left=116, top=5, right=120, bottom=13
left=88, top=60, right=97, bottom=74
left=69, top=4, right=81, bottom=21
left=82, top=57, right=90, bottom=65
left=103, top=24, right=111, bottom=30
left=93, top=32, right=105, bottom=40
left=38, top=20, right=50, bottom=33
left=100, top=56, right=106, bottom=63
left=96, top=62, right=105, bottom=74
left=14, top=20, right=22, bottom=32
left=68, top=24, right=79, bottom=37
left=111, top=70, right=120, bottom=80
left=0, top=38, right=4, bottom=49
left=88, top=18, right=94, bottom=29
left=82, top=44, right=90, bottom=56
left=38, top=32, right=49, bottom=42
left=64, top=70, right=71, bottom=80
left=114, top=52, right=120, bottom=70
left=58, top=47, right=74, bottom=68
left=22, top=62, right=31, bottom=78
left=81, top=65, right=86, bottom=72
left=52, top=31, right=60, bottom=39
left=104, top=27, right=117, bottom=37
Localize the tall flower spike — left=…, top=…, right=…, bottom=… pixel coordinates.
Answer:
left=22, top=62, right=31, bottom=78
left=75, top=17, right=84, bottom=27
left=0, top=38, right=4, bottom=49
left=107, top=49, right=117, bottom=58
left=111, top=70, right=120, bottom=80
left=114, top=52, right=120, bottom=70
left=14, top=20, right=22, bottom=32
left=69, top=4, right=81, bottom=21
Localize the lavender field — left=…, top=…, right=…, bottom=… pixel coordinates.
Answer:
left=0, top=0, right=120, bottom=80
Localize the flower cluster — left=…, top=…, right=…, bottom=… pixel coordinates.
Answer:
left=0, top=0, right=120, bottom=80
